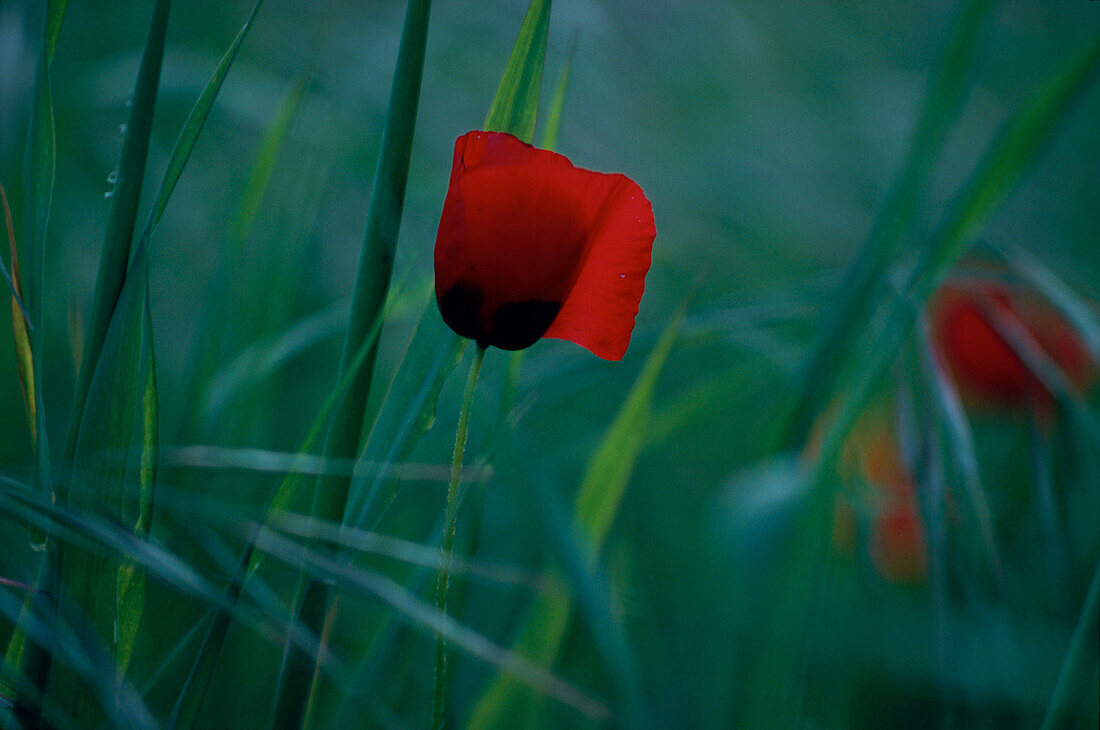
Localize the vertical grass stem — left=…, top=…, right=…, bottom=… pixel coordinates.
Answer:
left=431, top=345, right=485, bottom=729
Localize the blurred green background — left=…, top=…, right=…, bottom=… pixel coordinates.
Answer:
left=1, top=0, right=1098, bottom=728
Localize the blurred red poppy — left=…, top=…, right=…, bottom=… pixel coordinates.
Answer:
left=857, top=428, right=928, bottom=584
left=434, top=131, right=656, bottom=360
left=929, top=281, right=1094, bottom=408
left=833, top=412, right=928, bottom=584
left=870, top=506, right=927, bottom=585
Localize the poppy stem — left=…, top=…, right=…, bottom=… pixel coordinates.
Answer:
left=431, top=344, right=486, bottom=729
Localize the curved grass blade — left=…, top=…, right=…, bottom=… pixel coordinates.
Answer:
left=70, top=0, right=266, bottom=462
left=66, top=0, right=170, bottom=468
left=1040, top=559, right=1100, bottom=730
left=909, top=35, right=1100, bottom=298
left=226, top=72, right=309, bottom=263
left=58, top=0, right=266, bottom=718
left=484, top=0, right=551, bottom=144
left=252, top=527, right=611, bottom=723
left=982, top=238, right=1100, bottom=360
left=0, top=481, right=333, bottom=690
left=916, top=314, right=1001, bottom=582
left=9, top=1, right=70, bottom=722
left=0, top=581, right=156, bottom=730
left=140, top=0, right=268, bottom=241
left=778, top=0, right=995, bottom=448
left=271, top=512, right=541, bottom=588
left=468, top=308, right=683, bottom=730
left=168, top=293, right=394, bottom=730
left=0, top=185, right=29, bottom=322
left=1, top=184, right=34, bottom=442
left=21, top=0, right=68, bottom=323
left=200, top=300, right=346, bottom=428
left=58, top=262, right=155, bottom=725
left=115, top=286, right=159, bottom=678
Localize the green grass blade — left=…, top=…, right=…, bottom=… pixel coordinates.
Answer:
left=778, top=0, right=995, bottom=448
left=1040, top=558, right=1100, bottom=730
left=1, top=184, right=35, bottom=442
left=0, top=480, right=329, bottom=688
left=313, top=0, right=433, bottom=526
left=537, top=31, right=575, bottom=151
left=0, top=185, right=27, bottom=319
left=9, top=1, right=70, bottom=722
left=43, top=0, right=69, bottom=63
left=917, top=313, right=1001, bottom=581
left=58, top=258, right=154, bottom=725
left=186, top=69, right=318, bottom=441
left=251, top=528, right=611, bottom=723
left=484, top=0, right=551, bottom=143
left=574, top=322, right=681, bottom=545
left=141, top=0, right=267, bottom=239
left=168, top=290, right=395, bottom=730
left=67, top=0, right=170, bottom=467
left=468, top=309, right=683, bottom=730
left=115, top=285, right=159, bottom=679
left=58, top=0, right=270, bottom=713
left=0, top=574, right=156, bottom=730
left=345, top=294, right=465, bottom=530
left=910, top=35, right=1100, bottom=298
left=200, top=301, right=345, bottom=428
left=274, top=1, right=434, bottom=722
left=21, top=0, right=67, bottom=321
left=226, top=73, right=307, bottom=262
left=984, top=239, right=1100, bottom=360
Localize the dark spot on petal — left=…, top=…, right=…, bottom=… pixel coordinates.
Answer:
left=439, top=284, right=483, bottom=342
left=489, top=300, right=562, bottom=351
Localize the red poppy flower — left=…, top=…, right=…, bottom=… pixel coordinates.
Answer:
left=929, top=281, right=1094, bottom=408
left=836, top=412, right=928, bottom=584
left=434, top=131, right=656, bottom=360
left=870, top=505, right=927, bottom=585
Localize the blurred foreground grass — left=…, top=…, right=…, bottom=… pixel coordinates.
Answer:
left=1, top=1, right=1099, bottom=728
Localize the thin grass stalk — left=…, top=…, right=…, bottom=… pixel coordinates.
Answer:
left=431, top=346, right=485, bottom=729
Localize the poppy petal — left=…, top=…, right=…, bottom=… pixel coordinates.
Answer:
left=543, top=173, right=655, bottom=360
left=434, top=131, right=655, bottom=358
